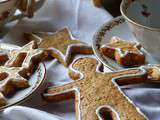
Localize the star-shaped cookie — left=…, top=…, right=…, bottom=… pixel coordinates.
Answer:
left=43, top=57, right=148, bottom=120
left=0, top=43, right=17, bottom=65
left=0, top=66, right=29, bottom=96
left=24, top=28, right=93, bottom=67
left=100, top=37, right=145, bottom=67
left=5, top=41, right=45, bottom=74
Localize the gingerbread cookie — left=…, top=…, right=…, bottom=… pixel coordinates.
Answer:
left=142, top=64, right=160, bottom=81
left=0, top=51, right=9, bottom=66
left=24, top=28, right=93, bottom=67
left=0, top=66, right=29, bottom=96
left=100, top=37, right=145, bottom=67
left=0, top=43, right=18, bottom=65
left=5, top=41, right=45, bottom=75
left=44, top=57, right=148, bottom=120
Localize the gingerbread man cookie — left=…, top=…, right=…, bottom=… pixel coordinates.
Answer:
left=100, top=37, right=145, bottom=67
left=24, top=28, right=93, bottom=67
left=5, top=41, right=45, bottom=75
left=44, top=57, right=148, bottom=120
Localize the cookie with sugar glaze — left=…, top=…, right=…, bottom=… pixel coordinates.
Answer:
left=5, top=41, right=45, bottom=75
left=0, top=66, right=29, bottom=96
left=142, top=64, right=160, bottom=81
left=24, top=28, right=93, bottom=67
left=0, top=43, right=16, bottom=65
left=100, top=37, right=145, bottom=67
left=43, top=57, right=149, bottom=120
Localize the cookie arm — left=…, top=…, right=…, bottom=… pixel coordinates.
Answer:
left=112, top=68, right=148, bottom=86
left=43, top=82, right=80, bottom=102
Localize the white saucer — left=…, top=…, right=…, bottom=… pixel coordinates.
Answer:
left=0, top=43, right=46, bottom=110
left=92, top=16, right=159, bottom=71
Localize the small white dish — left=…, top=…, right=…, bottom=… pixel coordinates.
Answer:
left=93, top=16, right=159, bottom=71
left=0, top=43, right=46, bottom=110
left=0, top=63, right=46, bottom=110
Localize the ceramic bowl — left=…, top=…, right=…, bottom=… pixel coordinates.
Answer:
left=121, top=0, right=160, bottom=60
left=0, top=0, right=44, bottom=28
left=0, top=0, right=17, bottom=27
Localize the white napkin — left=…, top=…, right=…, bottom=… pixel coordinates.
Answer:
left=0, top=0, right=113, bottom=120
left=2, top=0, right=112, bottom=45
left=2, top=106, right=64, bottom=120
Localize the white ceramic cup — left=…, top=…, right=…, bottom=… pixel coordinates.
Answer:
left=0, top=0, right=44, bottom=28
left=120, top=0, right=160, bottom=60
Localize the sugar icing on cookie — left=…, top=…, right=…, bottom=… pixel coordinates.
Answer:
left=24, top=28, right=93, bottom=67
left=44, top=57, right=148, bottom=120
left=5, top=41, right=45, bottom=74
left=100, top=37, right=145, bottom=67
left=0, top=66, right=29, bottom=96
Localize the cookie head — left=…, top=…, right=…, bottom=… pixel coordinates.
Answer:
left=44, top=57, right=148, bottom=120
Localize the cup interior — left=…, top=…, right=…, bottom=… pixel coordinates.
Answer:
left=121, top=0, right=160, bottom=29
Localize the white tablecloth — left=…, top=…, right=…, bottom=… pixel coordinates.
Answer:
left=0, top=0, right=159, bottom=120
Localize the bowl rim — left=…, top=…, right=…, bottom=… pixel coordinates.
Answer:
left=120, top=0, right=160, bottom=31
left=0, top=0, right=12, bottom=4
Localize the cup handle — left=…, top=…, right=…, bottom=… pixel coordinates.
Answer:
left=10, top=0, right=45, bottom=22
